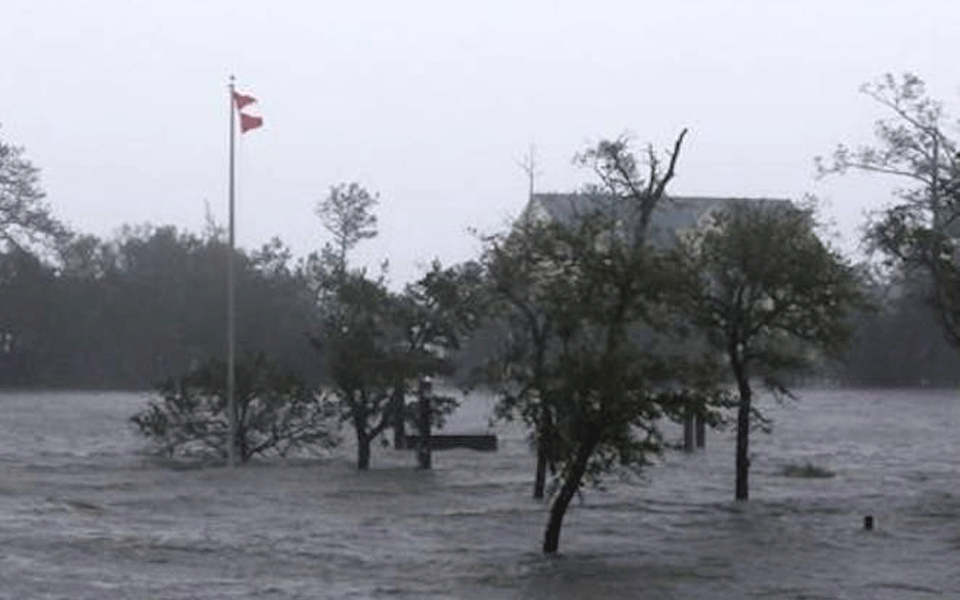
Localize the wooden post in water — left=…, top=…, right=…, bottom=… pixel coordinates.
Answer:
left=391, top=383, right=406, bottom=450
left=695, top=412, right=706, bottom=449
left=683, top=407, right=695, bottom=453
left=417, top=377, right=432, bottom=469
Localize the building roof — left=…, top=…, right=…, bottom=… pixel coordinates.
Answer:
left=523, top=192, right=792, bottom=246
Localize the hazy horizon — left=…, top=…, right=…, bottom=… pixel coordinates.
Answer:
left=4, top=0, right=959, bottom=284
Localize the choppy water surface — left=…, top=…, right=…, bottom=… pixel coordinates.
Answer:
left=0, top=388, right=958, bottom=599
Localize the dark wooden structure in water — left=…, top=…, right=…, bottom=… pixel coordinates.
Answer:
left=402, top=434, right=498, bottom=452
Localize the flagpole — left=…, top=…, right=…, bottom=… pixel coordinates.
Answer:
left=227, top=75, right=238, bottom=468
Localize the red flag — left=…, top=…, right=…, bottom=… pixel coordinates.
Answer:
left=239, top=112, right=263, bottom=133
left=233, top=91, right=257, bottom=110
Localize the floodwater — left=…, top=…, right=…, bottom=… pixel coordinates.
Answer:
left=0, top=388, right=958, bottom=599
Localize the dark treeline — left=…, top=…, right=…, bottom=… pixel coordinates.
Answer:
left=838, top=269, right=960, bottom=388
left=455, top=273, right=960, bottom=390
left=0, top=222, right=957, bottom=390
left=0, top=225, right=320, bottom=389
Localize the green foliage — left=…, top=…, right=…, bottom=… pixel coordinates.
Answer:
left=483, top=219, right=566, bottom=484
left=309, top=183, right=482, bottom=468
left=315, top=182, right=379, bottom=271
left=668, top=199, right=866, bottom=500
left=131, top=356, right=339, bottom=463
left=17, top=225, right=319, bottom=388
left=0, top=248, right=59, bottom=383
left=309, top=184, right=396, bottom=468
left=483, top=215, right=728, bottom=481
left=671, top=201, right=867, bottom=390
left=0, top=127, right=65, bottom=253
left=313, top=262, right=483, bottom=459
left=483, top=129, right=735, bottom=552
left=838, top=265, right=960, bottom=386
left=0, top=129, right=67, bottom=385
left=818, top=72, right=960, bottom=349
left=313, top=270, right=399, bottom=416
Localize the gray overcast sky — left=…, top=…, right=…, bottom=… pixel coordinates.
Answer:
left=4, top=0, right=959, bottom=284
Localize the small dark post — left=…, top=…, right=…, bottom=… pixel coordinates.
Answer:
left=695, top=412, right=706, bottom=449
left=863, top=515, right=874, bottom=531
left=683, top=407, right=695, bottom=453
left=417, top=377, right=432, bottom=469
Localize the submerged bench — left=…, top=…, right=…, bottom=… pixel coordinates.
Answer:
left=402, top=434, right=498, bottom=452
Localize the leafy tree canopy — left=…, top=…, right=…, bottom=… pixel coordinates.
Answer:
left=818, top=73, right=960, bottom=347
left=0, top=127, right=65, bottom=254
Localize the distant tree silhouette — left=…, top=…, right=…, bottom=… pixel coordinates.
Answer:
left=1, top=224, right=319, bottom=389
left=0, top=126, right=65, bottom=253
left=0, top=128, right=65, bottom=385
left=840, top=266, right=960, bottom=387
left=819, top=73, right=960, bottom=352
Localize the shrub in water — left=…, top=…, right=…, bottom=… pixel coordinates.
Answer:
left=131, top=355, right=339, bottom=463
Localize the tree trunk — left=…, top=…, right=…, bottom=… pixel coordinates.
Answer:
left=543, top=432, right=597, bottom=554
left=234, top=418, right=250, bottom=464
left=695, top=412, right=706, bottom=449
left=683, top=406, right=695, bottom=452
left=533, top=446, right=547, bottom=500
left=532, top=339, right=548, bottom=500
left=533, top=403, right=553, bottom=500
left=417, top=378, right=432, bottom=470
left=391, top=384, right=406, bottom=450
left=357, top=432, right=371, bottom=470
left=734, top=372, right=752, bottom=501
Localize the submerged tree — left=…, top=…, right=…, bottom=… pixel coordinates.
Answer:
left=389, top=260, right=486, bottom=449
left=308, top=181, right=391, bottom=469
left=309, top=183, right=481, bottom=469
left=487, top=129, right=730, bottom=553
left=817, top=72, right=960, bottom=348
left=131, top=356, right=339, bottom=463
left=669, top=200, right=866, bottom=500
left=312, top=269, right=399, bottom=469
left=312, top=263, right=481, bottom=469
left=482, top=218, right=564, bottom=500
